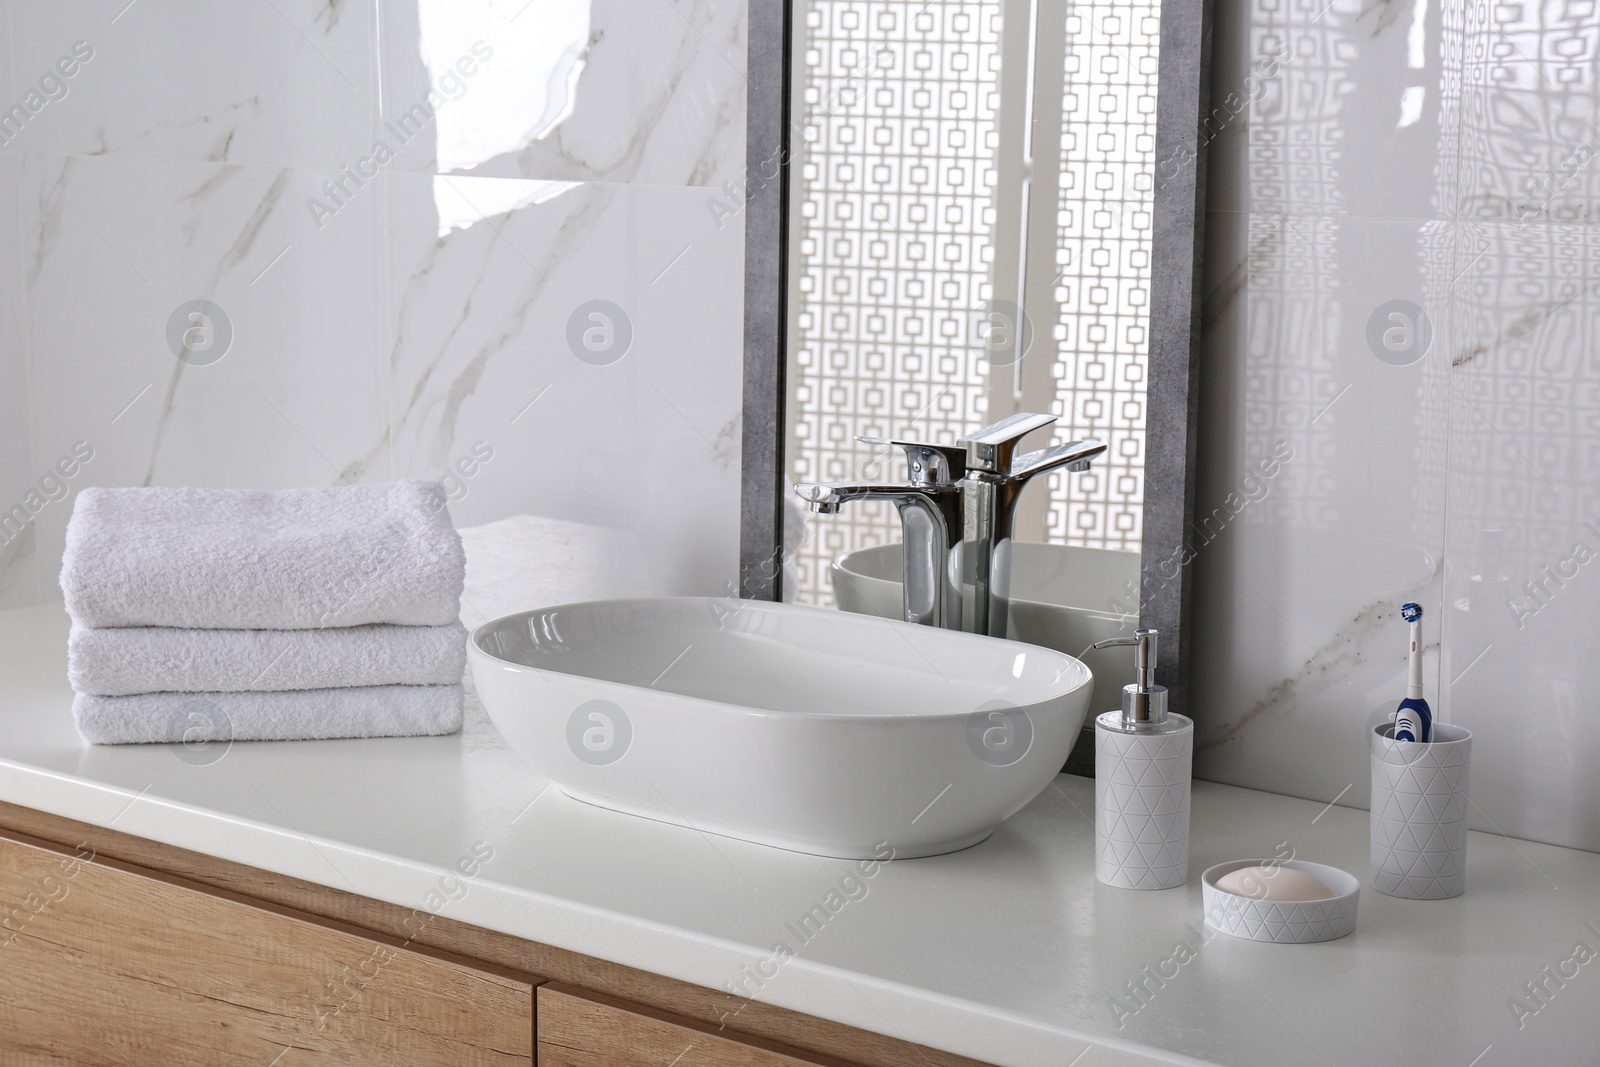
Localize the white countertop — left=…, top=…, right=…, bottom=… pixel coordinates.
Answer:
left=3, top=516, right=1598, bottom=1067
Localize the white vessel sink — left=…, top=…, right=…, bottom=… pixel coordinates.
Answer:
left=469, top=597, right=1092, bottom=859
left=832, top=542, right=1139, bottom=717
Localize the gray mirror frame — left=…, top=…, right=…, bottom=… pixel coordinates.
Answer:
left=739, top=0, right=1212, bottom=718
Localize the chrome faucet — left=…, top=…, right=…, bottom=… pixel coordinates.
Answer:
left=795, top=414, right=1104, bottom=638
left=795, top=438, right=965, bottom=629
left=959, top=413, right=1107, bottom=639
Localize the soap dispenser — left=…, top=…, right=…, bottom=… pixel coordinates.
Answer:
left=1090, top=629, right=1193, bottom=890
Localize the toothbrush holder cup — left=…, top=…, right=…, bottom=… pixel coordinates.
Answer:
left=1369, top=721, right=1472, bottom=900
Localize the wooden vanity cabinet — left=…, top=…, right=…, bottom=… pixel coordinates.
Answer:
left=0, top=832, right=534, bottom=1066
left=537, top=984, right=853, bottom=1066
left=0, top=811, right=991, bottom=1067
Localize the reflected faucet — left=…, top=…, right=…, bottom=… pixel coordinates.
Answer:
left=795, top=414, right=1104, bottom=639
left=795, top=438, right=966, bottom=629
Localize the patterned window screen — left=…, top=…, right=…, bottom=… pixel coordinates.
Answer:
left=786, top=0, right=1159, bottom=605
left=1044, top=0, right=1158, bottom=549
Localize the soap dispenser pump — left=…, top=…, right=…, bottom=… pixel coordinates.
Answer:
left=1090, top=629, right=1193, bottom=890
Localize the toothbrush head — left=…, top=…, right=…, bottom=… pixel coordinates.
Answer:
left=1401, top=602, right=1423, bottom=623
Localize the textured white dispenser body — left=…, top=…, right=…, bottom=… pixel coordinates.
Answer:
left=1094, top=712, right=1193, bottom=889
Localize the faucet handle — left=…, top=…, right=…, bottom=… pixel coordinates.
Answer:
left=1011, top=437, right=1108, bottom=479
left=958, top=412, right=1058, bottom=473
left=856, top=436, right=967, bottom=485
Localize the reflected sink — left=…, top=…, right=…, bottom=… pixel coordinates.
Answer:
left=469, top=597, right=1092, bottom=859
left=832, top=542, right=1139, bottom=717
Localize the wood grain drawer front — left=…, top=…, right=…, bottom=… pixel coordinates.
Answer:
left=0, top=833, right=533, bottom=1067
left=538, top=984, right=856, bottom=1067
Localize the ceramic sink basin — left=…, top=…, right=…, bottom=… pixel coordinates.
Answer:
left=469, top=597, right=1092, bottom=859
left=832, top=542, right=1139, bottom=717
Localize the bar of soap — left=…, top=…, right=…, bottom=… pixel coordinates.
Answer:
left=1215, top=865, right=1335, bottom=901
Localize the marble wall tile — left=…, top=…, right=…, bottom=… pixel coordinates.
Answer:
left=0, top=0, right=749, bottom=613
left=1195, top=211, right=1451, bottom=807
left=381, top=173, right=744, bottom=596
left=1206, top=0, right=1465, bottom=220
left=1441, top=221, right=1600, bottom=850
left=376, top=0, right=747, bottom=187
left=1456, top=0, right=1600, bottom=222
left=0, top=154, right=40, bottom=608
left=1202, top=0, right=1600, bottom=851
left=17, top=152, right=387, bottom=601
left=0, top=0, right=376, bottom=169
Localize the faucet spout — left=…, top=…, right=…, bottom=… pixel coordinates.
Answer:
left=795, top=481, right=913, bottom=514
left=792, top=480, right=963, bottom=630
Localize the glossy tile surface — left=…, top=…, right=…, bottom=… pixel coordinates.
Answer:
left=0, top=154, right=37, bottom=607
left=377, top=0, right=747, bottom=184
left=1198, top=0, right=1600, bottom=850
left=382, top=174, right=744, bottom=592
left=0, top=1, right=376, bottom=168
left=0, top=0, right=746, bottom=604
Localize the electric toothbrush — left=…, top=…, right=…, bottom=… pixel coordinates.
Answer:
left=1393, top=602, right=1432, bottom=743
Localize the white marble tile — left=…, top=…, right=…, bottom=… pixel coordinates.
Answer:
left=0, top=11, right=13, bottom=101
left=0, top=0, right=375, bottom=169
left=18, top=152, right=388, bottom=593
left=1199, top=0, right=1600, bottom=853
left=0, top=154, right=42, bottom=608
left=1456, top=0, right=1600, bottom=223
left=380, top=173, right=744, bottom=596
left=1206, top=0, right=1462, bottom=220
left=0, top=0, right=749, bottom=614
left=1197, top=196, right=1600, bottom=852
left=1440, top=220, right=1600, bottom=850
left=377, top=0, right=747, bottom=186
left=1194, top=211, right=1453, bottom=809
left=456, top=513, right=669, bottom=630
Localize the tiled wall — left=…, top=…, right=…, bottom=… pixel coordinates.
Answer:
left=1198, top=0, right=1600, bottom=851
left=0, top=0, right=747, bottom=609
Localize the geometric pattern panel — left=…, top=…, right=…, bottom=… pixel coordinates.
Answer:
left=1044, top=0, right=1159, bottom=550
left=787, top=1, right=1005, bottom=606
left=787, top=0, right=1159, bottom=605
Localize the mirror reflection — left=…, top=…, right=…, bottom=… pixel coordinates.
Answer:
left=783, top=0, right=1159, bottom=706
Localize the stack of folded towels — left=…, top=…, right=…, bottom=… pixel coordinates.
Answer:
left=61, top=481, right=468, bottom=744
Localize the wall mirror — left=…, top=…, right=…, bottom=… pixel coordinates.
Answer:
left=741, top=0, right=1210, bottom=720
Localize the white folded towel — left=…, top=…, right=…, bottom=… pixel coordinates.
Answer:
left=68, top=621, right=467, bottom=696
left=72, top=684, right=464, bottom=744
left=60, top=481, right=464, bottom=630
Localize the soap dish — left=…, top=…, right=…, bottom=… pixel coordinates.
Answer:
left=1201, top=860, right=1359, bottom=944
